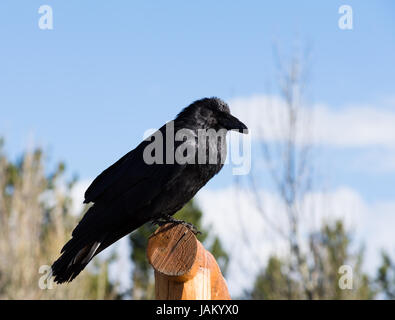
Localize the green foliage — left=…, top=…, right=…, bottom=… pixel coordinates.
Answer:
left=249, top=220, right=374, bottom=300
left=376, top=251, right=395, bottom=299
left=128, top=200, right=229, bottom=299
left=250, top=256, right=302, bottom=300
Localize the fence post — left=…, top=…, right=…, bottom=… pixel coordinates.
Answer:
left=147, top=223, right=231, bottom=300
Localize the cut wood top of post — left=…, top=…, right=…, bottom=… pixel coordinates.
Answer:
left=147, top=223, right=202, bottom=282
left=147, top=223, right=231, bottom=299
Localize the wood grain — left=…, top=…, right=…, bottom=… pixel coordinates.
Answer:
left=147, top=223, right=230, bottom=300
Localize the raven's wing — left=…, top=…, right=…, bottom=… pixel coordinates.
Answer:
left=83, top=139, right=148, bottom=204
left=53, top=127, right=192, bottom=283
left=84, top=125, right=185, bottom=205
left=71, top=129, right=188, bottom=234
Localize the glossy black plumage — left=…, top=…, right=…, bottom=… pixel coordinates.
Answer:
left=51, top=97, right=247, bottom=283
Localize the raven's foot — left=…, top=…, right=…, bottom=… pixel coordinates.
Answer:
left=151, top=218, right=167, bottom=227
left=152, top=215, right=201, bottom=235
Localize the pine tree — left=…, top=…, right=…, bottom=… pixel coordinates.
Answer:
left=376, top=251, right=395, bottom=299
left=249, top=220, right=374, bottom=300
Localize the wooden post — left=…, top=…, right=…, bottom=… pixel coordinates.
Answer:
left=147, top=223, right=231, bottom=300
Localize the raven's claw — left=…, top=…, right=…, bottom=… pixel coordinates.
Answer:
left=152, top=215, right=201, bottom=235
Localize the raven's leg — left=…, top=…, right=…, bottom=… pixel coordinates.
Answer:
left=152, top=215, right=201, bottom=235
left=151, top=217, right=167, bottom=226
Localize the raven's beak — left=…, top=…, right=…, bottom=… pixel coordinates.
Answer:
left=221, top=113, right=248, bottom=134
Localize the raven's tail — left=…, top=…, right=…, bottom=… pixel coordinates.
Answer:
left=51, top=236, right=104, bottom=284
left=51, top=215, right=147, bottom=284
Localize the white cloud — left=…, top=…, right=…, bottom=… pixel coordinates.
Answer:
left=361, top=201, right=395, bottom=274
left=230, top=95, right=395, bottom=148
left=70, top=179, right=91, bottom=214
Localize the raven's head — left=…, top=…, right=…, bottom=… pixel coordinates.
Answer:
left=177, top=97, right=248, bottom=134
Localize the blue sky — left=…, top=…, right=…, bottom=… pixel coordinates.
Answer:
left=1, top=0, right=395, bottom=296
left=1, top=1, right=394, bottom=209
left=1, top=1, right=394, bottom=183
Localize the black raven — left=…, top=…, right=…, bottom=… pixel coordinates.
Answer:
left=51, top=97, right=247, bottom=283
